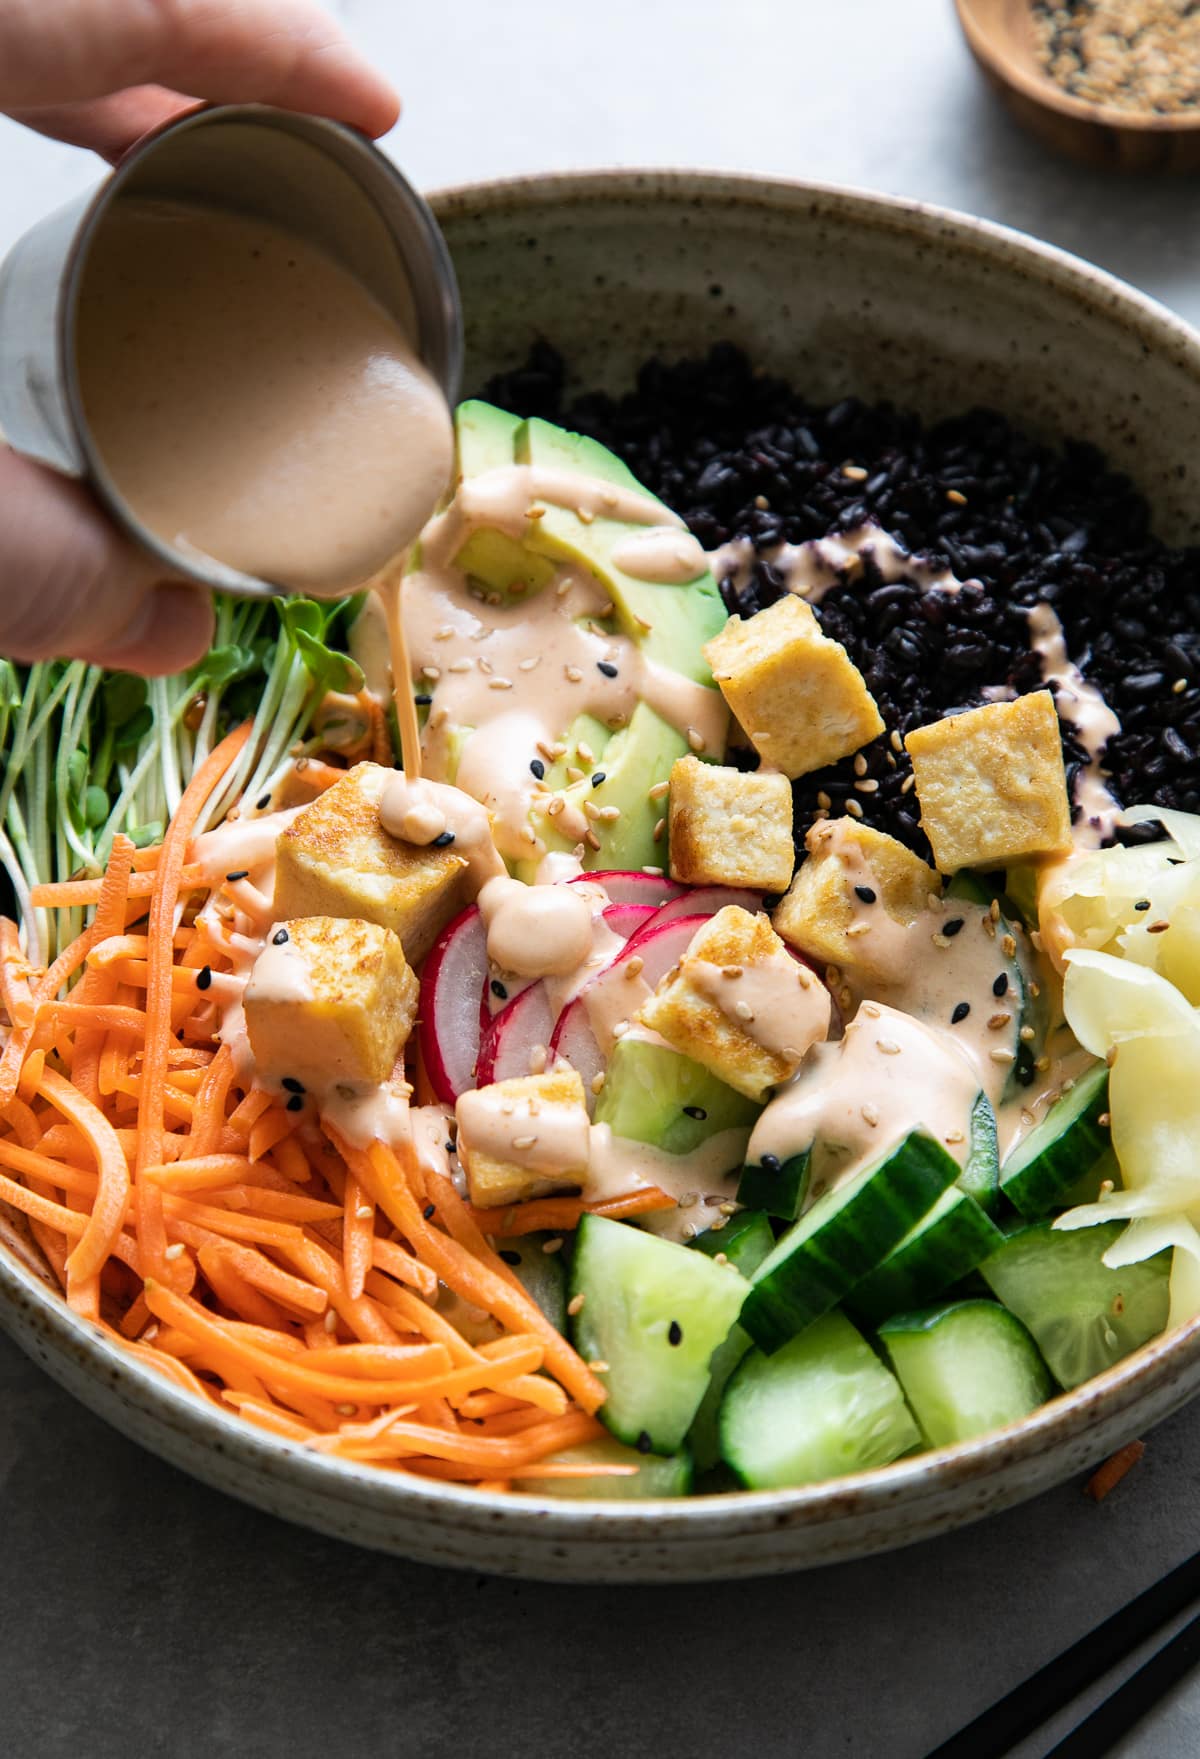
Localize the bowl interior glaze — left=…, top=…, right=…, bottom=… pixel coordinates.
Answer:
left=4, top=170, right=1200, bottom=1581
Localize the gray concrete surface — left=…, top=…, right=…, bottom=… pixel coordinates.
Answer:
left=3, top=2, right=1200, bottom=1753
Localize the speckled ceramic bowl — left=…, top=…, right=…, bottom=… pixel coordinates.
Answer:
left=4, top=171, right=1200, bottom=1581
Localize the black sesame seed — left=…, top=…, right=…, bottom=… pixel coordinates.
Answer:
left=282, top=1077, right=305, bottom=1094
left=499, top=1250, right=522, bottom=1266
left=1134, top=899, right=1151, bottom=910
left=286, top=1095, right=304, bottom=1113
left=951, top=1001, right=970, bottom=1024
left=432, top=830, right=456, bottom=847
left=445, top=1140, right=455, bottom=1153
left=175, top=1028, right=185, bottom=1041
left=414, top=693, right=433, bottom=707
left=591, top=772, right=607, bottom=787
left=854, top=885, right=878, bottom=904
left=992, top=972, right=1009, bottom=996
left=256, top=794, right=271, bottom=810
left=597, top=661, right=619, bottom=678
left=682, top=1105, right=707, bottom=1120
left=491, top=979, right=508, bottom=1000
left=423, top=1203, right=435, bottom=1220
left=943, top=917, right=965, bottom=937
left=225, top=870, right=249, bottom=883
left=530, top=758, right=545, bottom=780
left=195, top=966, right=213, bottom=991
left=272, top=929, right=289, bottom=946
left=635, top=1430, right=653, bottom=1454
left=761, top=1153, right=782, bottom=1176
left=668, top=1320, right=683, bottom=1347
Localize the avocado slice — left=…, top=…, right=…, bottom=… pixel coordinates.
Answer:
left=453, top=401, right=557, bottom=601
left=594, top=1036, right=761, bottom=1156
left=513, top=417, right=728, bottom=681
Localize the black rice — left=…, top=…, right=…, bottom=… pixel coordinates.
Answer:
left=485, top=342, right=1200, bottom=861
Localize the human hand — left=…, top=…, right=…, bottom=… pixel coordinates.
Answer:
left=0, top=0, right=400, bottom=675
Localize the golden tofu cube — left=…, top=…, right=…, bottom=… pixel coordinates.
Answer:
left=667, top=756, right=795, bottom=892
left=905, top=691, right=1072, bottom=872
left=274, top=761, right=471, bottom=964
left=456, top=1068, right=591, bottom=1210
left=773, top=819, right=940, bottom=981
left=704, top=597, right=884, bottom=778
left=637, top=905, right=830, bottom=1102
left=243, top=916, right=418, bottom=1093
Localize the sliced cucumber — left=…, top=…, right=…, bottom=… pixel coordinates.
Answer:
left=737, top=1147, right=810, bottom=1220
left=878, top=1300, right=1053, bottom=1447
left=958, top=1092, right=1000, bottom=1215
left=495, top=1233, right=567, bottom=1333
left=691, top=1208, right=776, bottom=1274
left=999, top=1064, right=1111, bottom=1219
left=846, top=1187, right=1005, bottom=1328
left=569, top=1214, right=749, bottom=1452
left=511, top=1436, right=692, bottom=1499
left=688, top=1210, right=776, bottom=1471
left=719, top=1309, right=920, bottom=1489
left=593, top=1037, right=760, bottom=1158
left=979, top=1219, right=1171, bottom=1389
left=742, top=1130, right=960, bottom=1353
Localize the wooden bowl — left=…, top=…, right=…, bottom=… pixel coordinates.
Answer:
left=955, top=0, right=1200, bottom=171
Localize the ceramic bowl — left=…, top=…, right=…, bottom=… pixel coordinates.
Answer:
left=5, top=170, right=1200, bottom=1581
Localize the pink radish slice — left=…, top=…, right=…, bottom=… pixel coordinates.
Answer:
left=548, top=998, right=606, bottom=1098
left=600, top=901, right=657, bottom=940
left=483, top=970, right=534, bottom=1020
left=549, top=912, right=715, bottom=1092
left=639, top=886, right=762, bottom=931
left=568, top=870, right=683, bottom=908
left=419, top=906, right=488, bottom=1104
left=475, top=981, right=556, bottom=1086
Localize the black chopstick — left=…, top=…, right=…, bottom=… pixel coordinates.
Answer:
left=1045, top=1605, right=1200, bottom=1757
left=924, top=1546, right=1200, bottom=1759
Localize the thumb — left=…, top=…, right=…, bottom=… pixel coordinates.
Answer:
left=0, top=445, right=213, bottom=675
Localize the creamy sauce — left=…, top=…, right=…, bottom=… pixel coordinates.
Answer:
left=749, top=1004, right=982, bottom=1189
left=479, top=875, right=594, bottom=978
left=689, top=952, right=831, bottom=1063
left=587, top=1122, right=749, bottom=1244
left=1027, top=602, right=1122, bottom=848
left=378, top=770, right=505, bottom=890
left=709, top=522, right=970, bottom=609
left=611, top=526, right=709, bottom=582
left=75, top=200, right=453, bottom=593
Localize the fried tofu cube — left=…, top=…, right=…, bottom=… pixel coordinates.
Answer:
left=704, top=597, right=884, bottom=779
left=667, top=756, right=795, bottom=892
left=637, top=905, right=830, bottom=1102
left=274, top=761, right=471, bottom=964
left=456, top=1069, right=591, bottom=1209
left=905, top=690, right=1072, bottom=872
left=243, top=916, right=418, bottom=1093
left=773, top=820, right=941, bottom=981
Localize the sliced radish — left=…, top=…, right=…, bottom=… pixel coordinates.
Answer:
left=548, top=998, right=606, bottom=1098
left=419, top=906, right=488, bottom=1105
left=641, top=885, right=762, bottom=929
left=476, top=982, right=556, bottom=1087
left=483, top=970, right=535, bottom=1020
left=568, top=870, right=683, bottom=908
left=599, top=901, right=657, bottom=940
left=618, top=912, right=714, bottom=984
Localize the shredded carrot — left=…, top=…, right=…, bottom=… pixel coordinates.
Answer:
left=1085, top=1439, right=1146, bottom=1502
left=468, top=1184, right=676, bottom=1235
left=0, top=746, right=638, bottom=1490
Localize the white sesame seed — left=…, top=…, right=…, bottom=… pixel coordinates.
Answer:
left=597, top=805, right=621, bottom=822
left=679, top=1191, right=699, bottom=1208
left=855, top=778, right=880, bottom=793
left=877, top=1038, right=902, bottom=1055
left=861, top=1103, right=880, bottom=1127
left=421, top=666, right=440, bottom=682
left=547, top=796, right=565, bottom=817
left=841, top=464, right=868, bottom=482
left=576, top=741, right=595, bottom=765
left=846, top=921, right=872, bottom=937
left=1175, top=677, right=1188, bottom=694
left=565, top=666, right=584, bottom=683
left=686, top=726, right=706, bottom=752
left=588, top=1360, right=610, bottom=1372
left=323, top=1307, right=338, bottom=1333
left=164, top=1242, right=186, bottom=1261
left=624, top=956, right=644, bottom=979
left=642, top=865, right=663, bottom=876
left=512, top=1134, right=538, bottom=1151
left=434, top=624, right=455, bottom=641
left=568, top=1292, right=586, bottom=1316
left=734, top=1000, right=754, bottom=1022
left=722, top=964, right=744, bottom=979
left=845, top=799, right=864, bottom=818
left=988, top=1012, right=1012, bottom=1031
left=542, top=1236, right=565, bottom=1254
left=529, top=1043, right=548, bottom=1074
left=853, top=753, right=868, bottom=776
left=335, top=1403, right=358, bottom=1417
left=519, top=655, right=541, bottom=671
left=649, top=780, right=670, bottom=801
left=946, top=488, right=967, bottom=506
left=448, top=657, right=472, bottom=673
left=556, top=578, right=572, bottom=596
left=488, top=677, right=514, bottom=691
left=612, top=1019, right=629, bottom=1037
left=355, top=1205, right=374, bottom=1220
left=591, top=1071, right=606, bottom=1095
left=653, top=817, right=666, bottom=841
left=990, top=1047, right=1016, bottom=1064
left=1019, top=1025, right=1036, bottom=1042
left=584, top=829, right=602, bottom=851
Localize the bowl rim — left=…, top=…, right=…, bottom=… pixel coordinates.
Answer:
left=5, top=164, right=1200, bottom=1541
left=953, top=0, right=1200, bottom=138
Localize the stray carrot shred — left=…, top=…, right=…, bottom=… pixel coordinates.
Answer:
left=1085, top=1439, right=1146, bottom=1502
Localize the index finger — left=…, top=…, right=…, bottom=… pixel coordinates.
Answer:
left=0, top=0, right=400, bottom=138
